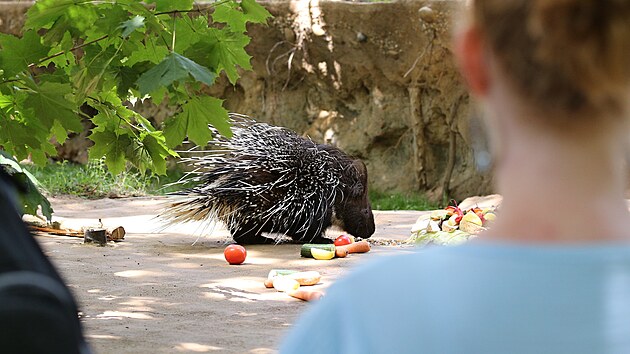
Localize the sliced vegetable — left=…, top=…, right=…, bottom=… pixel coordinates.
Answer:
left=311, top=248, right=335, bottom=260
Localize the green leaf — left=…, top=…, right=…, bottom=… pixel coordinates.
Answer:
left=125, top=36, right=169, bottom=66
left=25, top=0, right=75, bottom=30
left=149, top=0, right=194, bottom=12
left=136, top=52, right=216, bottom=95
left=0, top=152, right=53, bottom=221
left=51, top=120, right=69, bottom=144
left=120, top=15, right=145, bottom=38
left=0, top=94, right=12, bottom=109
left=23, top=81, right=82, bottom=132
left=169, top=16, right=205, bottom=53
left=213, top=0, right=272, bottom=32
left=242, top=0, right=273, bottom=24
left=163, top=96, right=230, bottom=147
left=0, top=113, right=41, bottom=160
left=0, top=31, right=50, bottom=77
left=140, top=131, right=177, bottom=175
left=212, top=2, right=248, bottom=33
left=89, top=130, right=130, bottom=175
left=186, top=29, right=251, bottom=84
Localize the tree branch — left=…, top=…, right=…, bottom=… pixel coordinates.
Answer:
left=32, top=34, right=110, bottom=67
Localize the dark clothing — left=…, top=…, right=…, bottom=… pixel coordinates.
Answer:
left=0, top=170, right=91, bottom=354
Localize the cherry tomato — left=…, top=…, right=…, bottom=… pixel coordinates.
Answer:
left=334, top=235, right=353, bottom=246
left=224, top=245, right=247, bottom=265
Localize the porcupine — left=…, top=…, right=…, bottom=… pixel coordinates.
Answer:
left=160, top=114, right=376, bottom=245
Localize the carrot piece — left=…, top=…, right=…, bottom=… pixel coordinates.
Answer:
left=335, top=248, right=349, bottom=258
left=287, top=289, right=324, bottom=302
left=336, top=240, right=370, bottom=254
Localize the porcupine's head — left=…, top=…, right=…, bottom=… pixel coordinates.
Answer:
left=324, top=147, right=375, bottom=239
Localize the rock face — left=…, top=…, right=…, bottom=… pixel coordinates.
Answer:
left=205, top=0, right=493, bottom=201
left=0, top=0, right=494, bottom=201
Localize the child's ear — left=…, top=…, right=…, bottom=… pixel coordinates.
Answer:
left=454, top=25, right=490, bottom=97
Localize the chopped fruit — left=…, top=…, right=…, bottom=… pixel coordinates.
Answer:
left=334, top=235, right=353, bottom=246
left=310, top=248, right=335, bottom=260
left=462, top=211, right=483, bottom=226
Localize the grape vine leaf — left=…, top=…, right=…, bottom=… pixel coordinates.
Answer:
left=136, top=52, right=216, bottom=95
left=163, top=96, right=230, bottom=147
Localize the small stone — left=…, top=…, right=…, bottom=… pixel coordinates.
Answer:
left=418, top=6, right=436, bottom=23
left=356, top=32, right=367, bottom=43
left=312, top=24, right=326, bottom=36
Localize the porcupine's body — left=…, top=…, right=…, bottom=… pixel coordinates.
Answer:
left=161, top=114, right=376, bottom=244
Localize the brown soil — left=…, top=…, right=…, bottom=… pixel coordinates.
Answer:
left=34, top=196, right=424, bottom=354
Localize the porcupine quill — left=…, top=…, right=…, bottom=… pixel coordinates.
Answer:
left=159, top=114, right=375, bottom=245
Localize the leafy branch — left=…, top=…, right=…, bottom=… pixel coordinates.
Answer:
left=0, top=0, right=272, bottom=220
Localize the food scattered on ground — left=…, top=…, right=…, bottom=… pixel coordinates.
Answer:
left=335, top=240, right=371, bottom=255
left=300, top=241, right=370, bottom=259
left=265, top=270, right=322, bottom=288
left=223, top=244, right=247, bottom=265
left=311, top=247, right=336, bottom=260
left=409, top=201, right=497, bottom=246
left=287, top=289, right=324, bottom=302
left=272, top=277, right=300, bottom=292
left=333, top=234, right=353, bottom=246
left=266, top=269, right=324, bottom=301
left=300, top=244, right=336, bottom=258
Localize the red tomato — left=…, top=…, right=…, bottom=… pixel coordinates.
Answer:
left=334, top=235, right=353, bottom=246
left=224, top=245, right=247, bottom=265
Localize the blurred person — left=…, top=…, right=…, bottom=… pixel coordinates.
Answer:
left=0, top=168, right=92, bottom=354
left=280, top=0, right=630, bottom=353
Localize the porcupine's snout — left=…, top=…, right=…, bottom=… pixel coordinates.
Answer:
left=336, top=198, right=376, bottom=239
left=334, top=159, right=376, bottom=239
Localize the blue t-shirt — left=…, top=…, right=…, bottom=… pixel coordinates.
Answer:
left=279, top=242, right=630, bottom=354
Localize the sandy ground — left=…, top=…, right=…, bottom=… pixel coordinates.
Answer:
left=32, top=196, right=442, bottom=354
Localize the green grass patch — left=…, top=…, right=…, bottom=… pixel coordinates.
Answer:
left=369, top=190, right=438, bottom=211
left=24, top=159, right=186, bottom=199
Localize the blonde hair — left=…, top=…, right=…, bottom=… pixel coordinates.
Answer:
left=472, top=0, right=630, bottom=120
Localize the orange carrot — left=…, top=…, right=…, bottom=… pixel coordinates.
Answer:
left=288, top=289, right=324, bottom=302
left=335, top=248, right=349, bottom=258
left=336, top=240, right=370, bottom=254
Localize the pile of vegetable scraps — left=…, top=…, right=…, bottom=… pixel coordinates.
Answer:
left=408, top=201, right=497, bottom=246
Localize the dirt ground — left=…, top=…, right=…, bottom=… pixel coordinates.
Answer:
left=32, top=196, right=431, bottom=354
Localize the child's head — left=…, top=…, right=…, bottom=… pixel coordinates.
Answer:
left=468, top=0, right=630, bottom=122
